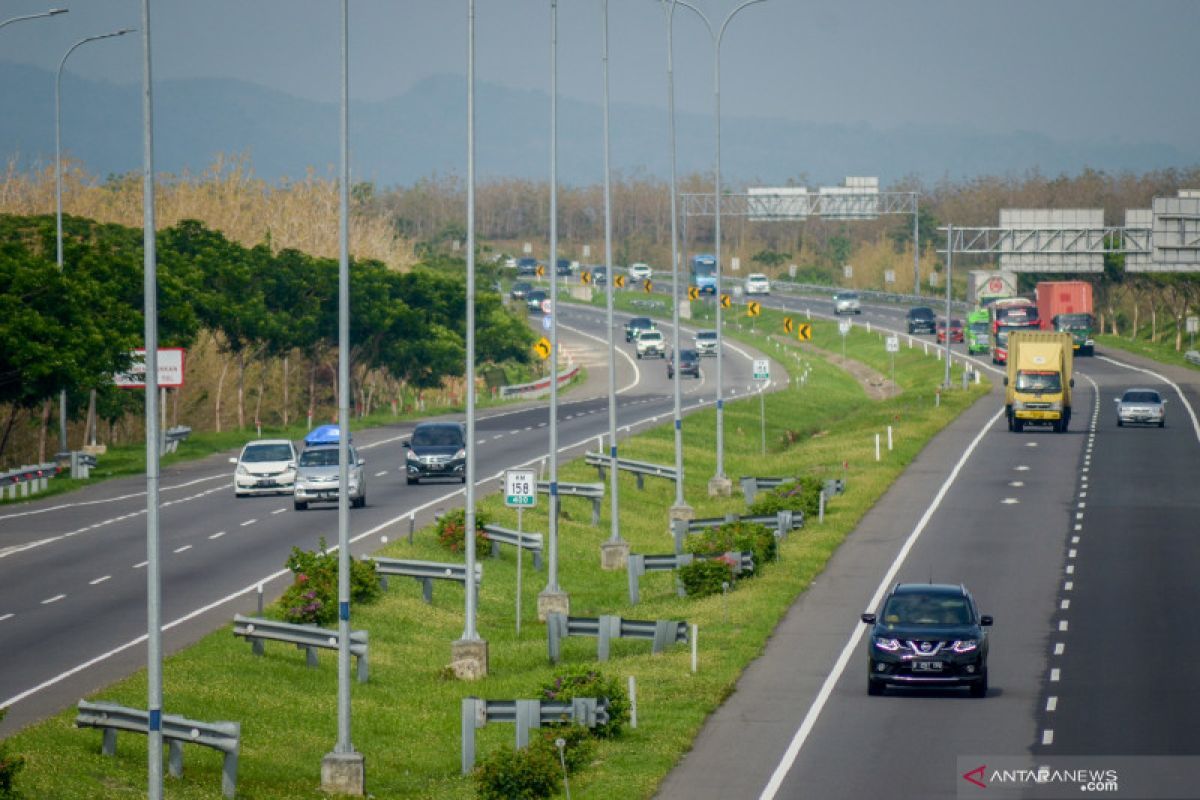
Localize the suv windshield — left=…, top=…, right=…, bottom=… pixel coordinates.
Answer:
left=882, top=593, right=971, bottom=625
left=299, top=448, right=342, bottom=467
left=909, top=307, right=934, bottom=319
left=412, top=426, right=463, bottom=447
left=1016, top=370, right=1062, bottom=393
left=242, top=444, right=294, bottom=462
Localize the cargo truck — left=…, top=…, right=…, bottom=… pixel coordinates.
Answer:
left=966, top=309, right=991, bottom=355
left=1004, top=331, right=1074, bottom=433
left=1036, top=281, right=1095, bottom=356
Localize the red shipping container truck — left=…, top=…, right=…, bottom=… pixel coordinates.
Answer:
left=1036, top=281, right=1095, bottom=356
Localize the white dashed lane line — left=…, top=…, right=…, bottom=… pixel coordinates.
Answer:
left=89, top=575, right=111, bottom=586
left=209, top=531, right=226, bottom=540
left=174, top=545, right=192, bottom=554
left=0, top=613, right=12, bottom=623
left=41, top=594, right=65, bottom=605
left=240, top=519, right=256, bottom=527
left=1042, top=730, right=1055, bottom=746
left=272, top=508, right=288, bottom=514
left=1046, top=696, right=1058, bottom=712
left=1050, top=668, right=1061, bottom=682
left=133, top=561, right=148, bottom=569
left=374, top=471, right=388, bottom=478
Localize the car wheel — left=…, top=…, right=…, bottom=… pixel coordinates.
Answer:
left=1116, top=419, right=1123, bottom=427
left=352, top=495, right=365, bottom=509
left=969, top=672, right=988, bottom=698
left=867, top=677, right=885, bottom=696
left=636, top=353, right=642, bottom=360
left=1013, top=420, right=1024, bottom=433
left=406, top=476, right=418, bottom=485
left=1159, top=419, right=1165, bottom=428
left=294, top=501, right=308, bottom=511
left=461, top=475, right=467, bottom=484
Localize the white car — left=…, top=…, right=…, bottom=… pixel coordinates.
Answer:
left=294, top=444, right=367, bottom=510
left=834, top=291, right=862, bottom=315
left=745, top=273, right=771, bottom=295
left=635, top=330, right=666, bottom=359
left=694, top=329, right=719, bottom=356
left=628, top=263, right=653, bottom=280
left=230, top=439, right=299, bottom=497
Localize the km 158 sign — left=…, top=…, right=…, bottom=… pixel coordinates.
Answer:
left=504, top=469, right=537, bottom=507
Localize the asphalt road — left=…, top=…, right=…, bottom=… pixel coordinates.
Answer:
left=655, top=300, right=1200, bottom=799
left=0, top=303, right=780, bottom=734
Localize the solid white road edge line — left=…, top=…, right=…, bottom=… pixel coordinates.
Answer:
left=758, top=404, right=1006, bottom=800
left=1096, top=355, right=1200, bottom=444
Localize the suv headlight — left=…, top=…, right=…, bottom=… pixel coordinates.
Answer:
left=454, top=448, right=466, bottom=460
left=406, top=450, right=419, bottom=461
left=874, top=637, right=901, bottom=652
left=951, top=640, right=978, bottom=653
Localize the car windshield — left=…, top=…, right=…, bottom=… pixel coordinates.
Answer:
left=882, top=593, right=972, bottom=626
left=679, top=349, right=698, bottom=359
left=640, top=332, right=662, bottom=341
left=242, top=444, right=294, bottom=462
left=911, top=308, right=934, bottom=319
left=1016, top=370, right=1062, bottom=393
left=969, top=322, right=990, bottom=335
left=1122, top=391, right=1161, bottom=404
left=299, top=448, right=342, bottom=467
left=838, top=293, right=859, bottom=300
left=1056, top=314, right=1093, bottom=330
left=697, top=331, right=717, bottom=340
left=412, top=426, right=463, bottom=447
left=630, top=318, right=652, bottom=328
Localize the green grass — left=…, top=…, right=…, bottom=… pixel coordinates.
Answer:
left=6, top=296, right=989, bottom=799
left=1095, top=332, right=1200, bottom=371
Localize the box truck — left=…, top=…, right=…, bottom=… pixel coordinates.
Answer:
left=1005, top=331, right=1074, bottom=433
left=1036, top=281, right=1095, bottom=356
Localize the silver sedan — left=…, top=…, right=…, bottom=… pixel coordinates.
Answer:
left=1115, top=388, right=1166, bottom=427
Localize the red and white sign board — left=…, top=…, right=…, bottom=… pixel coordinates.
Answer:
left=114, top=348, right=187, bottom=388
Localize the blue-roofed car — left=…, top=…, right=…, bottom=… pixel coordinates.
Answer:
left=303, top=424, right=345, bottom=447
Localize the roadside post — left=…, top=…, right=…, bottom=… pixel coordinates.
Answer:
left=753, top=359, right=770, bottom=455
left=838, top=319, right=851, bottom=360
left=505, top=469, right=537, bottom=637
left=885, top=334, right=899, bottom=397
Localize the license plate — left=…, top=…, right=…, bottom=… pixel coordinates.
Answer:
left=257, top=479, right=276, bottom=487
left=319, top=491, right=336, bottom=499
left=912, top=661, right=943, bottom=672
left=429, top=464, right=444, bottom=471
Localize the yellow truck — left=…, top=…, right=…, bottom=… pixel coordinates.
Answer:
left=1004, top=331, right=1074, bottom=432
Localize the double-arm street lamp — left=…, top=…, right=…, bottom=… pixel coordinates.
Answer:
left=0, top=7, right=67, bottom=30
left=659, top=0, right=768, bottom=496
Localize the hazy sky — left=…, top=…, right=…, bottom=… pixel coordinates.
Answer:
left=4, top=0, right=1198, bottom=151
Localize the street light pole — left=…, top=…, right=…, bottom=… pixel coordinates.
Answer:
left=656, top=1, right=692, bottom=520
left=136, top=2, right=162, bottom=797
left=0, top=7, right=67, bottom=30
left=671, top=0, right=769, bottom=496
left=599, top=0, right=630, bottom=570
left=944, top=223, right=953, bottom=388
left=55, top=28, right=134, bottom=455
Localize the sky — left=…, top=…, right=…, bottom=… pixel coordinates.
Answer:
left=3, top=0, right=1198, bottom=153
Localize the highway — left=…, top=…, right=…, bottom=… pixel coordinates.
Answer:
left=0, top=302, right=779, bottom=733
left=655, top=293, right=1200, bottom=799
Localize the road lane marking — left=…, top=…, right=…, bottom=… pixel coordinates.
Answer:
left=89, top=576, right=111, bottom=586
left=1058, top=620, right=1069, bottom=631
left=0, top=613, right=12, bottom=623
left=1061, top=599, right=1070, bottom=609
left=1051, top=668, right=1061, bottom=681
left=1071, top=535, right=1080, bottom=543
left=1042, top=730, right=1054, bottom=746
left=208, top=531, right=226, bottom=540
left=133, top=561, right=148, bottom=569
left=41, top=594, right=66, bottom=605
left=1046, top=696, right=1058, bottom=712
left=272, top=508, right=287, bottom=514
left=240, top=519, right=256, bottom=527
left=174, top=545, right=192, bottom=554
left=1064, top=581, right=1073, bottom=591
left=759, top=404, right=1006, bottom=800
left=374, top=471, right=388, bottom=477
left=1054, top=642, right=1065, bottom=655
left=1066, top=564, right=1075, bottom=574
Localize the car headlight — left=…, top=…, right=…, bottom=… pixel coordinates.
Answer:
left=951, top=640, right=978, bottom=653
left=406, top=450, right=419, bottom=461
left=236, top=465, right=249, bottom=476
left=454, top=448, right=466, bottom=460
left=873, top=637, right=901, bottom=652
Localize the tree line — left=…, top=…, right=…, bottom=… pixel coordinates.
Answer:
left=0, top=214, right=533, bottom=463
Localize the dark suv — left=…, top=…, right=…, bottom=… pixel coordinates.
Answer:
left=404, top=422, right=466, bottom=484
left=906, top=306, right=937, bottom=334
left=861, top=583, right=992, bottom=697
left=624, top=316, right=656, bottom=342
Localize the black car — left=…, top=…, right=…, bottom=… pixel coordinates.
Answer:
left=861, top=583, right=992, bottom=697
left=624, top=316, right=655, bottom=342
left=592, top=266, right=608, bottom=285
left=556, top=259, right=573, bottom=277
left=516, top=257, right=539, bottom=276
left=404, top=422, right=466, bottom=484
left=525, top=289, right=548, bottom=314
left=667, top=348, right=701, bottom=379
left=510, top=281, right=533, bottom=301
left=906, top=306, right=937, bottom=334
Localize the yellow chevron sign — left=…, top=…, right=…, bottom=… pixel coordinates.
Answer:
left=614, top=274, right=626, bottom=288
left=642, top=279, right=653, bottom=293
left=533, top=337, right=552, bottom=359
left=720, top=294, right=731, bottom=309
left=747, top=301, right=762, bottom=317
left=783, top=317, right=794, bottom=333
left=581, top=271, right=592, bottom=284
left=796, top=323, right=812, bottom=341
left=687, top=286, right=700, bottom=301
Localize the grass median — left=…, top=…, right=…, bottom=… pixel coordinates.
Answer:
left=6, top=300, right=990, bottom=799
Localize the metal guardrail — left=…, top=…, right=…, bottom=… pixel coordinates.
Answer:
left=368, top=557, right=482, bottom=603
left=499, top=364, right=582, bottom=398
left=0, top=461, right=58, bottom=499
left=770, top=279, right=973, bottom=314
left=232, top=614, right=368, bottom=682
left=1186, top=350, right=1200, bottom=366
left=547, top=612, right=689, bottom=663
left=75, top=700, right=241, bottom=798
left=460, top=696, right=609, bottom=774
left=162, top=425, right=192, bottom=455
left=627, top=551, right=755, bottom=604
left=482, top=524, right=544, bottom=570
left=584, top=451, right=679, bottom=489
left=740, top=476, right=845, bottom=507
left=537, top=480, right=605, bottom=526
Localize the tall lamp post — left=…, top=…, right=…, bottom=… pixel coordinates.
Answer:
left=320, top=0, right=364, bottom=794
left=0, top=7, right=67, bottom=30
left=56, top=28, right=134, bottom=454
left=599, top=0, right=631, bottom=569
left=670, top=0, right=769, bottom=497
left=655, top=1, right=693, bottom=522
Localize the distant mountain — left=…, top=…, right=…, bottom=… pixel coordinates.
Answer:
left=2, top=63, right=1196, bottom=188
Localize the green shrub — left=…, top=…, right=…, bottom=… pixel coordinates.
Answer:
left=539, top=668, right=630, bottom=739
left=533, top=725, right=594, bottom=774
left=473, top=743, right=559, bottom=800
left=279, top=537, right=380, bottom=625
left=0, top=708, right=24, bottom=799
left=686, top=520, right=776, bottom=569
left=749, top=475, right=824, bottom=520
left=678, top=557, right=736, bottom=599
left=436, top=508, right=490, bottom=555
